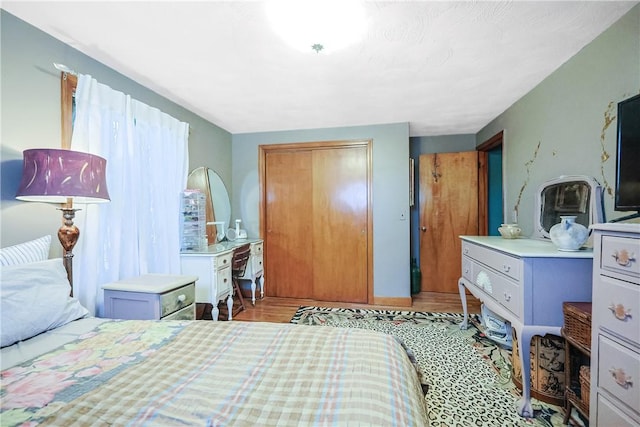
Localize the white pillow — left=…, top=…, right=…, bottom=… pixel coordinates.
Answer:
left=1, top=258, right=89, bottom=347
left=0, top=235, right=52, bottom=266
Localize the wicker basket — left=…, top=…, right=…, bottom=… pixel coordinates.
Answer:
left=579, top=365, right=591, bottom=407
left=563, top=302, right=592, bottom=349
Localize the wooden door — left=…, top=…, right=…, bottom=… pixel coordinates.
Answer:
left=312, top=147, right=368, bottom=303
left=419, top=151, right=479, bottom=293
left=262, top=142, right=370, bottom=303
left=264, top=150, right=313, bottom=298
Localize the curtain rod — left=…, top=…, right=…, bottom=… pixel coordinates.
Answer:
left=54, top=63, right=77, bottom=76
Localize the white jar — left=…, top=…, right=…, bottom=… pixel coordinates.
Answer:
left=549, top=215, right=588, bottom=251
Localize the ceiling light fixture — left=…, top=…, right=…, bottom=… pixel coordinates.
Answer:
left=266, top=0, right=366, bottom=54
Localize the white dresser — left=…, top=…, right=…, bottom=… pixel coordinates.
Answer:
left=589, top=223, right=640, bottom=426
left=180, top=238, right=263, bottom=320
left=458, top=236, right=593, bottom=418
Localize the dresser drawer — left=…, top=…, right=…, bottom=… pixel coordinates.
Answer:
left=594, top=275, right=640, bottom=345
left=252, top=241, right=263, bottom=255
left=462, top=256, right=474, bottom=282
left=214, top=251, right=233, bottom=269
left=163, top=303, right=195, bottom=320
left=252, top=254, right=263, bottom=273
left=218, top=263, right=232, bottom=297
left=470, top=259, right=522, bottom=319
left=462, top=241, right=520, bottom=282
left=596, top=393, right=640, bottom=427
left=600, top=235, right=640, bottom=283
left=160, top=283, right=195, bottom=317
left=597, top=335, right=640, bottom=414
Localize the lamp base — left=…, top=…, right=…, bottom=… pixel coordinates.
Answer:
left=58, top=208, right=81, bottom=292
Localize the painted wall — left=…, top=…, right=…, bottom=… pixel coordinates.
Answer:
left=0, top=11, right=232, bottom=256
left=477, top=4, right=640, bottom=234
left=2, top=4, right=638, bottom=300
left=232, top=123, right=411, bottom=299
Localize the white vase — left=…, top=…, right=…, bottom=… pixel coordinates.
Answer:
left=549, top=215, right=589, bottom=251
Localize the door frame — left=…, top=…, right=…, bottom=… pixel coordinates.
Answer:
left=477, top=130, right=504, bottom=235
left=258, top=139, right=374, bottom=302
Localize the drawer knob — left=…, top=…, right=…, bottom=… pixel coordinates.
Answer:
left=608, top=303, right=632, bottom=321
left=502, top=264, right=511, bottom=273
left=503, top=292, right=511, bottom=302
left=612, top=249, right=636, bottom=267
left=609, top=367, right=633, bottom=390
left=463, top=248, right=469, bottom=255
left=177, top=294, right=186, bottom=303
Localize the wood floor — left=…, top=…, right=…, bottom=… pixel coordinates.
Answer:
left=229, top=292, right=482, bottom=323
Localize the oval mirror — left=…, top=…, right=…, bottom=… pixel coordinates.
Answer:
left=532, top=175, right=604, bottom=240
left=187, top=167, right=231, bottom=244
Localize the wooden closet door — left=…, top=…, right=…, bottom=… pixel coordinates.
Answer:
left=264, top=150, right=313, bottom=298
left=419, top=151, right=479, bottom=294
left=312, top=147, right=368, bottom=303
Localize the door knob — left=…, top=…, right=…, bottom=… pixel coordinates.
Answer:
left=421, top=226, right=427, bottom=232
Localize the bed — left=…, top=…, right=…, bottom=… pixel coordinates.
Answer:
left=0, top=239, right=428, bottom=426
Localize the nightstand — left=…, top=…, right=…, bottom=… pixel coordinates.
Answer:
left=102, top=274, right=198, bottom=320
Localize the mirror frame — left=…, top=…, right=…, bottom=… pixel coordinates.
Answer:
left=532, top=175, right=604, bottom=240
left=187, top=167, right=231, bottom=244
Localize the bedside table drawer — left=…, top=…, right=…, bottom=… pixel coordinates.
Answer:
left=102, top=274, right=198, bottom=320
left=160, top=283, right=195, bottom=318
left=163, top=303, right=195, bottom=320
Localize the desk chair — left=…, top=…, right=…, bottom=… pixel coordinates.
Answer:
left=231, top=243, right=251, bottom=316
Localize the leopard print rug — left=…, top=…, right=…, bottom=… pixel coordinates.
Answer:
left=290, top=306, right=576, bottom=427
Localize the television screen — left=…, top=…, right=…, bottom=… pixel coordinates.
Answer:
left=614, top=94, right=640, bottom=213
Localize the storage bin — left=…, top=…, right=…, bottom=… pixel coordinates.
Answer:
left=562, top=302, right=592, bottom=349
left=579, top=364, right=590, bottom=407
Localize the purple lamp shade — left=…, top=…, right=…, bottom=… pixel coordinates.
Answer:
left=16, top=148, right=110, bottom=203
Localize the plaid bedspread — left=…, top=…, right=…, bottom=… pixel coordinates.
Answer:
left=1, top=320, right=428, bottom=426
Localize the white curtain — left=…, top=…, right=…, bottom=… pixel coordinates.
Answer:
left=70, top=74, right=189, bottom=316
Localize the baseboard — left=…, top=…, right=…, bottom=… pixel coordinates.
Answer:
left=372, top=296, right=412, bottom=307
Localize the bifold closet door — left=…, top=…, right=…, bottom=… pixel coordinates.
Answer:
left=264, top=145, right=368, bottom=303
left=312, top=146, right=368, bottom=303
left=264, top=150, right=313, bottom=298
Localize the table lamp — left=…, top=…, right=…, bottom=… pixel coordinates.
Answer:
left=15, top=148, right=110, bottom=288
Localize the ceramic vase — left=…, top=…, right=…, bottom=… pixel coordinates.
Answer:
left=549, top=215, right=588, bottom=251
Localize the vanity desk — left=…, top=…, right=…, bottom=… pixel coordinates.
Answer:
left=458, top=236, right=593, bottom=417
left=180, top=238, right=264, bottom=320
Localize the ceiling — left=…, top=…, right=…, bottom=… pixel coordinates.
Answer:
left=3, top=1, right=637, bottom=137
